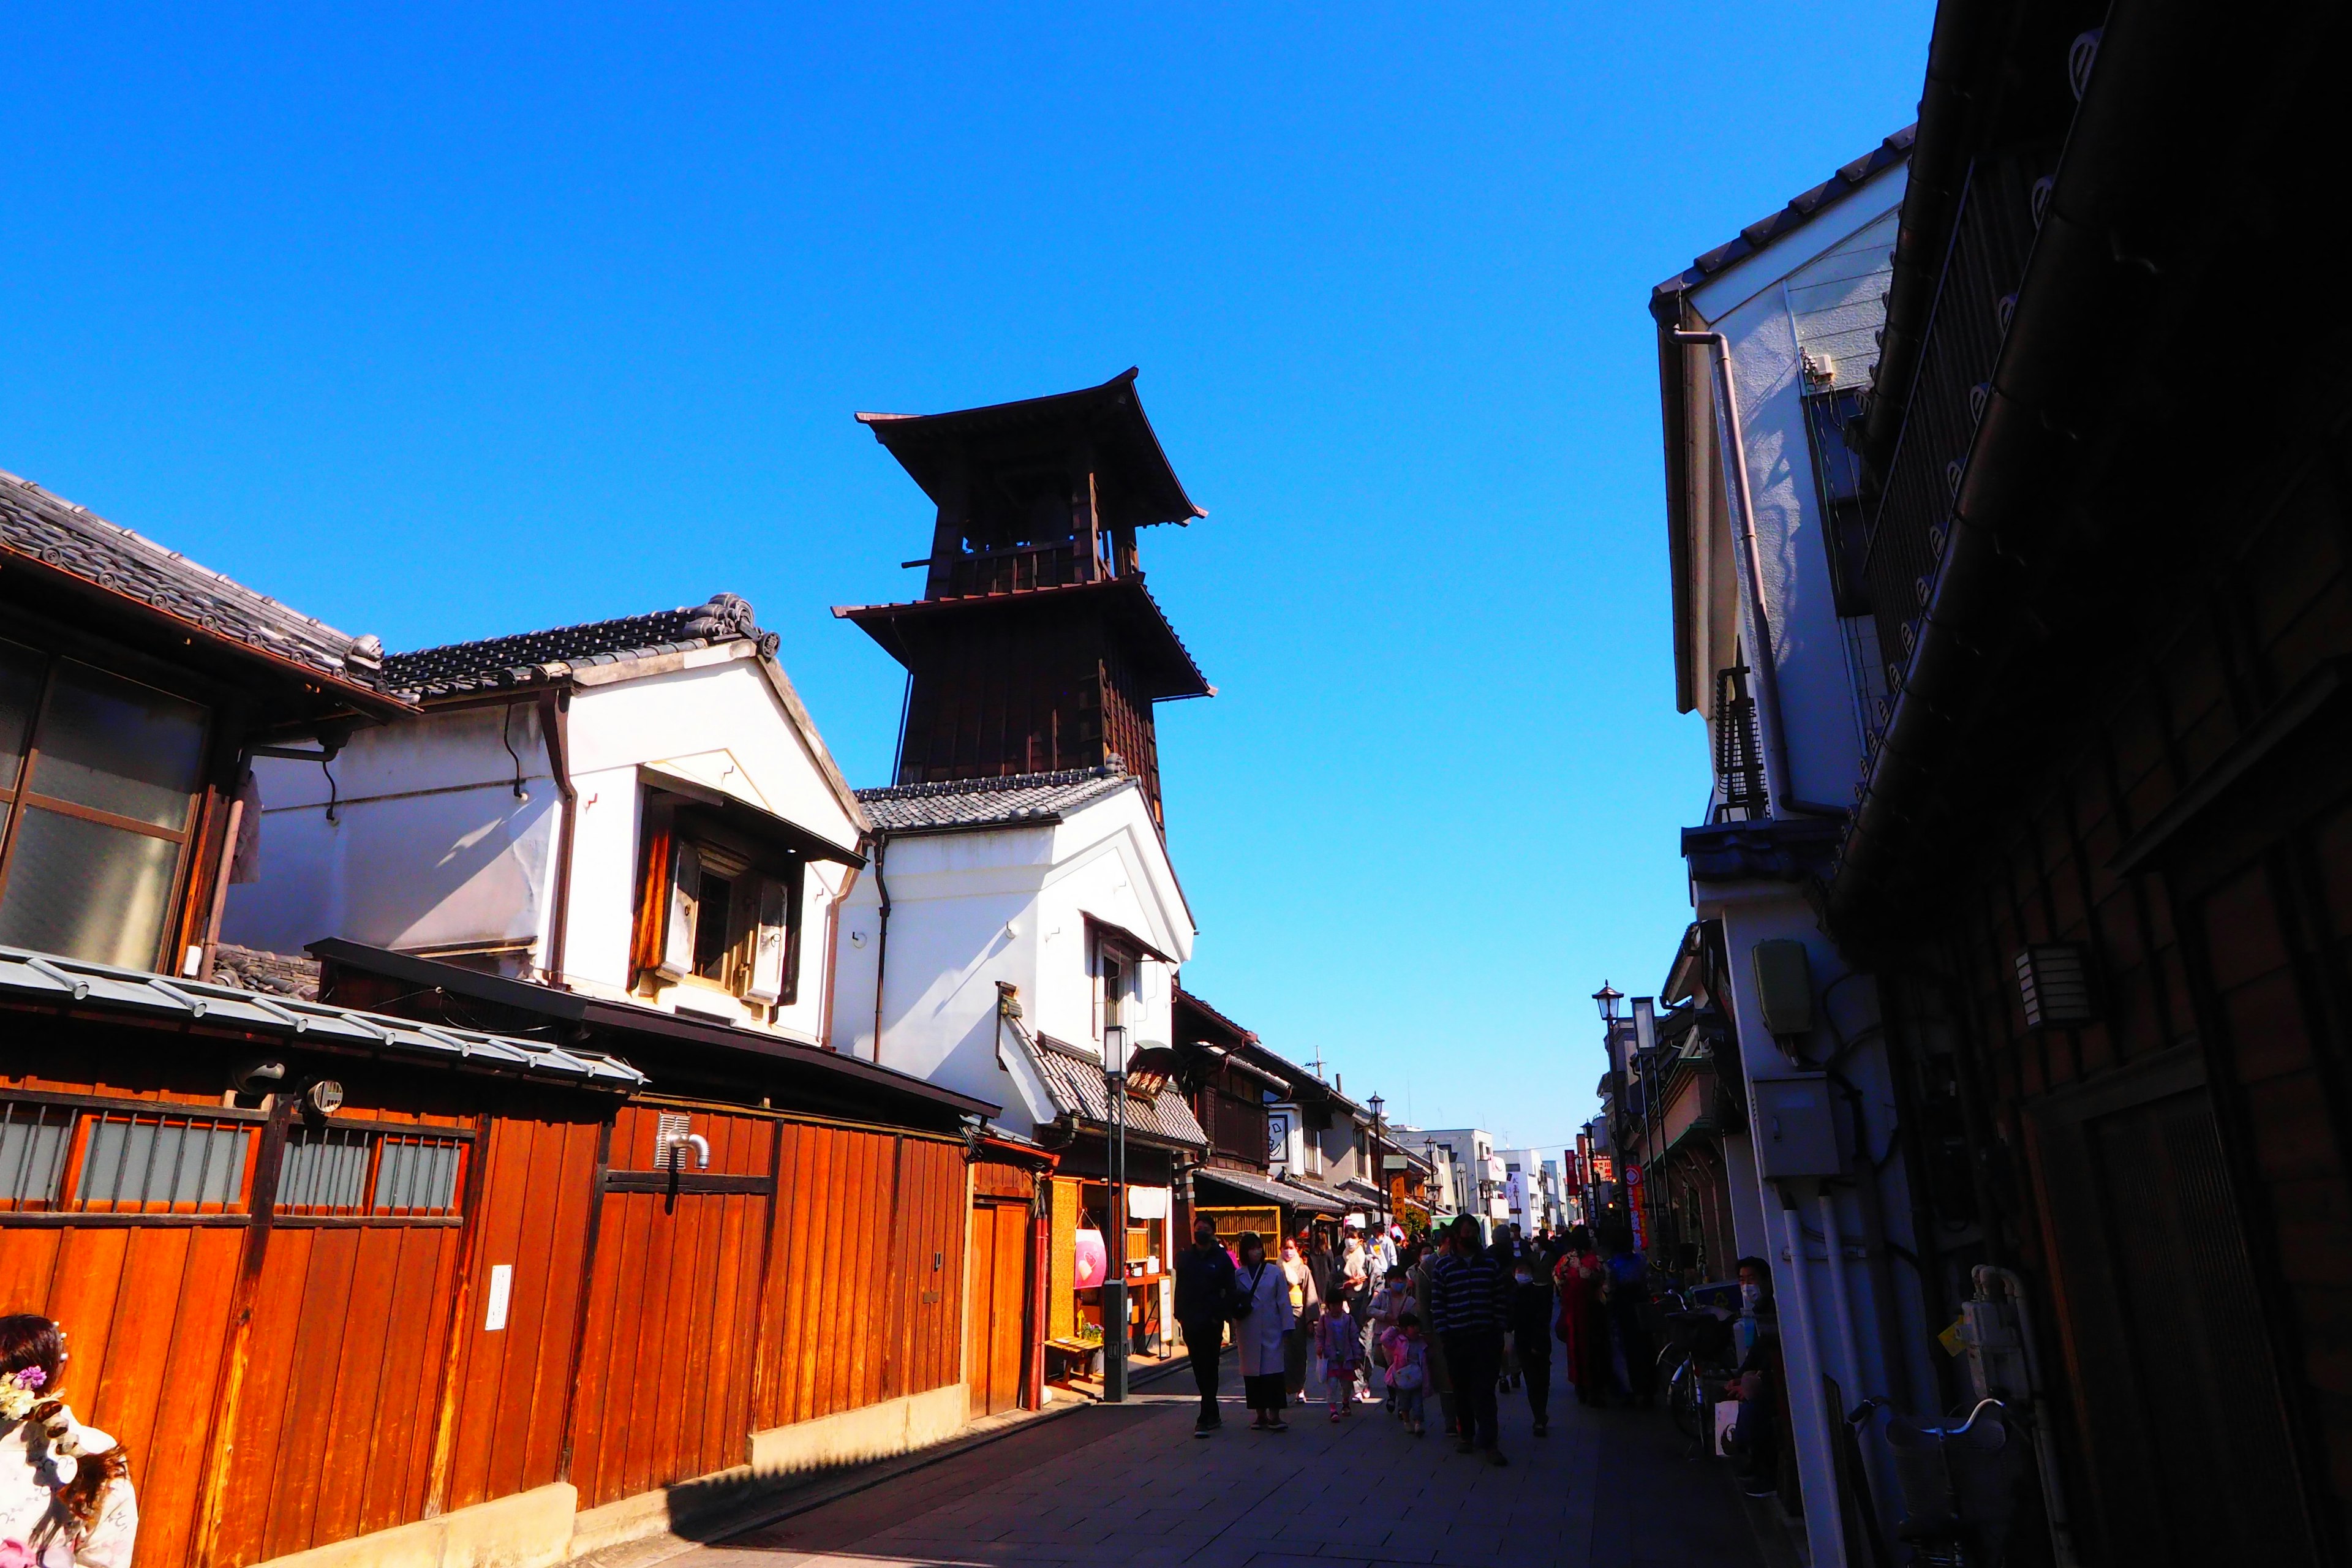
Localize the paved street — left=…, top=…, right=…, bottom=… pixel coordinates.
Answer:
left=682, top=1358, right=1766, bottom=1568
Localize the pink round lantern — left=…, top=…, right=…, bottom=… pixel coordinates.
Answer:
left=1072, top=1227, right=1107, bottom=1290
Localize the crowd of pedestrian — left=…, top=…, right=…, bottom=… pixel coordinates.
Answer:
left=1172, top=1209, right=1784, bottom=1482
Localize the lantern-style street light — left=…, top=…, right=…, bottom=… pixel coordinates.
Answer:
left=1593, top=982, right=1623, bottom=1024
left=1102, top=1022, right=1129, bottom=1404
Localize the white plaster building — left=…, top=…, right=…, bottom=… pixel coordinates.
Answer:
left=827, top=763, right=1199, bottom=1146
left=1648, top=129, right=1936, bottom=1566
left=224, top=594, right=869, bottom=1046
left=1417, top=1128, right=1509, bottom=1231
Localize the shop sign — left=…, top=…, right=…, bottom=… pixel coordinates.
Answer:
left=1591, top=1155, right=1615, bottom=1183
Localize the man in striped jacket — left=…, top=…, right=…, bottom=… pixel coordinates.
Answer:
left=1423, top=1215, right=1510, bottom=1464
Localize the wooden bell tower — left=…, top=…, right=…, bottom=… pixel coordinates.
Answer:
left=834, top=369, right=1212, bottom=826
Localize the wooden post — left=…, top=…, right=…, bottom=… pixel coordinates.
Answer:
left=192, top=1094, right=294, bottom=1568
left=924, top=458, right=969, bottom=600
left=1071, top=447, right=1100, bottom=583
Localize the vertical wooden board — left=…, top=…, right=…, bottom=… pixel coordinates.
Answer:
left=47, top=1224, right=130, bottom=1398
left=598, top=1191, right=657, bottom=1504
left=783, top=1125, right=825, bottom=1423
left=307, top=1223, right=404, bottom=1549
left=940, top=1152, right=973, bottom=1391
left=0, top=1227, right=62, bottom=1313
left=211, top=1229, right=311, bottom=1568
left=137, top=1227, right=241, bottom=1568
left=655, top=1194, right=706, bottom=1485
left=880, top=1142, right=914, bottom=1401
left=754, top=1123, right=807, bottom=1428
left=921, top=1147, right=955, bottom=1391
left=565, top=1188, right=630, bottom=1506
left=519, top=1119, right=597, bottom=1492
left=492, top=1122, right=575, bottom=1501
left=265, top=1226, right=364, bottom=1558
left=796, top=1128, right=839, bottom=1423
left=90, top=1224, right=191, bottom=1466
left=845, top=1131, right=878, bottom=1411
left=964, top=1205, right=991, bottom=1419
left=850, top=1133, right=888, bottom=1411
left=627, top=1188, right=684, bottom=1498
left=360, top=1226, right=454, bottom=1535
left=447, top=1118, right=533, bottom=1507
left=992, top=1207, right=1025, bottom=1414
left=705, top=1192, right=752, bottom=1474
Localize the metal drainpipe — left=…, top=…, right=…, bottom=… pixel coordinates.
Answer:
left=1816, top=1189, right=1868, bottom=1415
left=537, top=690, right=578, bottom=987
left=870, top=831, right=892, bottom=1065
left=1673, top=327, right=1845, bottom=820
left=1778, top=1193, right=1847, bottom=1568
left=1976, top=1265, right=2080, bottom=1567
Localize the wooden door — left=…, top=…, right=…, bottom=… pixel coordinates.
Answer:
left=965, top=1202, right=1027, bottom=1417
left=567, top=1107, right=774, bottom=1510
left=2029, top=1048, right=2316, bottom=1566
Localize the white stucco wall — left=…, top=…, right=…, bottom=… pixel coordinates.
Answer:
left=827, top=784, right=1194, bottom=1138
left=1684, top=163, right=1906, bottom=807
left=225, top=704, right=560, bottom=960
left=225, top=639, right=862, bottom=1046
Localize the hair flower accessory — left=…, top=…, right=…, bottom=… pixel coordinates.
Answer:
left=0, top=1367, right=46, bottom=1423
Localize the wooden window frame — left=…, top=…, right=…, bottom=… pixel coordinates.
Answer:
left=0, top=637, right=215, bottom=973
left=631, top=791, right=806, bottom=1011
left=0, top=1093, right=473, bottom=1229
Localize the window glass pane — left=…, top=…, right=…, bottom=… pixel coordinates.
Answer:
left=0, top=641, right=42, bottom=795
left=0, top=807, right=179, bottom=968
left=0, top=1103, right=72, bottom=1207
left=372, top=1137, right=463, bottom=1213
left=279, top=1125, right=372, bottom=1211
left=693, top=871, right=734, bottom=978
left=28, top=660, right=206, bottom=829
left=78, top=1116, right=249, bottom=1208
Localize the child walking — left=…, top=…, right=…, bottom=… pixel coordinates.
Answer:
left=1384, top=1313, right=1431, bottom=1436
left=1316, top=1298, right=1363, bottom=1422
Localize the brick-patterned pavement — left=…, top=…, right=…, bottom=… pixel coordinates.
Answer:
left=677, top=1355, right=1768, bottom=1568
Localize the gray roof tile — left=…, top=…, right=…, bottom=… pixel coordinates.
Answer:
left=1651, top=126, right=1915, bottom=305
left=1026, top=1031, right=1207, bottom=1148
left=0, top=469, right=388, bottom=688
left=382, top=593, right=774, bottom=699
left=858, top=763, right=1136, bottom=832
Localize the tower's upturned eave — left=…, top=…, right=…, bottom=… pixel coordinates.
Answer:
left=832, top=575, right=1213, bottom=702
left=854, top=368, right=1207, bottom=530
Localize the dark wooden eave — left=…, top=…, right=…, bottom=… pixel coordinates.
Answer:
left=833, top=574, right=1213, bottom=701
left=856, top=368, right=1205, bottom=532
left=309, top=939, right=997, bottom=1128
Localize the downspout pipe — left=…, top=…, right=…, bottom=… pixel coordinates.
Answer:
left=537, top=690, right=578, bottom=988
left=870, top=829, right=892, bottom=1065
left=1673, top=327, right=1845, bottom=821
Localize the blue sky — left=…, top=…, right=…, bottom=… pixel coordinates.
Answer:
left=4, top=4, right=1932, bottom=1153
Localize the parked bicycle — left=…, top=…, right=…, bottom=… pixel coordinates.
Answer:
left=1653, top=1281, right=1739, bottom=1452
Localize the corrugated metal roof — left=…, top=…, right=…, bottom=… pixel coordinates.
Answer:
left=0, top=469, right=393, bottom=696
left=858, top=763, right=1137, bottom=832
left=0, top=946, right=646, bottom=1088
left=382, top=594, right=774, bottom=700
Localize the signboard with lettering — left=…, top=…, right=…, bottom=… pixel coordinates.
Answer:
left=1591, top=1155, right=1615, bottom=1183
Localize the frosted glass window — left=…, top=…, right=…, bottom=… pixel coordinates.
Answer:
left=277, top=1125, right=372, bottom=1212
left=0, top=807, right=179, bottom=968
left=373, top=1137, right=464, bottom=1213
left=78, top=1115, right=249, bottom=1210
left=0, top=1104, right=71, bottom=1207
left=27, top=660, right=206, bottom=829
left=0, top=640, right=40, bottom=794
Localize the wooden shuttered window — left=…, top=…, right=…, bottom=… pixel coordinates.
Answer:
left=632, top=799, right=803, bottom=1008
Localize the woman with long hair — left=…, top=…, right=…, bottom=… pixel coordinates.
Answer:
left=1553, top=1224, right=1612, bottom=1404
left=0, top=1314, right=136, bottom=1566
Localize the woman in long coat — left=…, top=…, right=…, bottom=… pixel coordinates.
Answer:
left=1554, top=1225, right=1612, bottom=1404
left=1231, top=1232, right=1295, bottom=1430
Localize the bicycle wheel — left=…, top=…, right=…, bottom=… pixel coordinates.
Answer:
left=1667, top=1359, right=1708, bottom=1442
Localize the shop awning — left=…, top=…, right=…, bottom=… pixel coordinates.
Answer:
left=1194, top=1165, right=1345, bottom=1215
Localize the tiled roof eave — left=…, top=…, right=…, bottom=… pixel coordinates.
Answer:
left=1649, top=125, right=1916, bottom=308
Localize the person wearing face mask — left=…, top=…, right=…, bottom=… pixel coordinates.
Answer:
left=1278, top=1235, right=1321, bottom=1404
left=1722, top=1256, right=1784, bottom=1496
left=1174, top=1216, right=1240, bottom=1436
left=1506, top=1250, right=1556, bottom=1435
left=1230, top=1232, right=1296, bottom=1431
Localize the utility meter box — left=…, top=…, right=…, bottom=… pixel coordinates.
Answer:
left=1751, top=1074, right=1841, bottom=1178
left=1751, top=940, right=1815, bottom=1036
